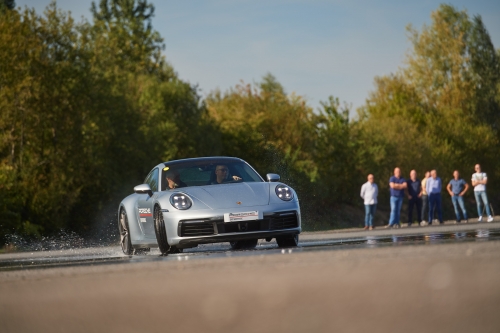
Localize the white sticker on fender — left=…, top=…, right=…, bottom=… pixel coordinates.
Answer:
left=224, top=211, right=261, bottom=222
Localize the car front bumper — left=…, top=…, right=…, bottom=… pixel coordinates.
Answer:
left=163, top=202, right=301, bottom=247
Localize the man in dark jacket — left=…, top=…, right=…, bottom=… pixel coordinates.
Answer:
left=406, top=170, right=422, bottom=227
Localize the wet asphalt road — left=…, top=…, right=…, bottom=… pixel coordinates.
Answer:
left=1, top=221, right=500, bottom=333
left=1, top=221, right=500, bottom=271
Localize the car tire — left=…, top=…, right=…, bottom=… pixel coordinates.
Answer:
left=230, top=239, right=258, bottom=250
left=276, top=234, right=299, bottom=248
left=154, top=205, right=171, bottom=255
left=118, top=209, right=134, bottom=255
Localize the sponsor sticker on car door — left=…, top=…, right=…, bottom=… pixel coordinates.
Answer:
left=138, top=208, right=152, bottom=223
left=137, top=196, right=155, bottom=237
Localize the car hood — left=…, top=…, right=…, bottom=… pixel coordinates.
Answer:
left=181, top=182, right=270, bottom=209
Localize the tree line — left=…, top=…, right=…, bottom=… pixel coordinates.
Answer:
left=0, top=1, right=498, bottom=244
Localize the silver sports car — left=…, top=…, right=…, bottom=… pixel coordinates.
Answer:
left=118, top=156, right=301, bottom=255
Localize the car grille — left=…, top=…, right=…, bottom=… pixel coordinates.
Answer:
left=269, top=212, right=298, bottom=230
left=178, top=211, right=298, bottom=237
left=179, top=221, right=215, bottom=237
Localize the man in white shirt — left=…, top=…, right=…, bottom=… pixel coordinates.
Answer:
left=472, top=164, right=493, bottom=222
left=360, top=174, right=378, bottom=230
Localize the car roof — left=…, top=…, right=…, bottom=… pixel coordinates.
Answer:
left=161, top=156, right=246, bottom=168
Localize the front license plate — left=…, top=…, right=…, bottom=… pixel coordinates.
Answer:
left=224, top=211, right=260, bottom=222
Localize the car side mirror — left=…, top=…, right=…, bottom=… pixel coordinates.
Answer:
left=266, top=173, right=280, bottom=182
left=134, top=184, right=153, bottom=196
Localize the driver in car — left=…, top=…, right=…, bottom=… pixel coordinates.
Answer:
left=212, top=165, right=242, bottom=184
left=165, top=169, right=187, bottom=189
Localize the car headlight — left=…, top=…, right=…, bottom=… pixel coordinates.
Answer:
left=170, top=193, right=192, bottom=210
left=275, top=184, right=294, bottom=201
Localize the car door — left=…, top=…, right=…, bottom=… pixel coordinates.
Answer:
left=137, top=168, right=159, bottom=238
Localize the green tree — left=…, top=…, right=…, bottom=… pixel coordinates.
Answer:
left=206, top=73, right=319, bottom=184
left=314, top=96, right=357, bottom=204
left=468, top=16, right=500, bottom=130
left=90, top=0, right=164, bottom=77
left=359, top=4, right=500, bottom=220
left=405, top=4, right=500, bottom=127
left=0, top=0, right=15, bottom=12
left=0, top=1, right=217, bottom=243
left=0, top=4, right=91, bottom=237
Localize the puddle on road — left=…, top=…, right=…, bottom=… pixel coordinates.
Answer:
left=294, top=228, right=500, bottom=250
left=368, top=228, right=499, bottom=245
left=1, top=228, right=499, bottom=271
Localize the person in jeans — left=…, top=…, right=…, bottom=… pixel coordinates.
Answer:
left=420, top=171, right=430, bottom=225
left=422, top=170, right=443, bottom=226
left=360, top=174, right=378, bottom=231
left=386, top=167, right=407, bottom=228
left=472, top=164, right=493, bottom=222
left=446, top=170, right=469, bottom=223
left=406, top=170, right=422, bottom=227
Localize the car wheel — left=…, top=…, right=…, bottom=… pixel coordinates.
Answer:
left=230, top=239, right=258, bottom=250
left=118, top=209, right=133, bottom=255
left=154, top=205, right=171, bottom=255
left=276, top=234, right=299, bottom=248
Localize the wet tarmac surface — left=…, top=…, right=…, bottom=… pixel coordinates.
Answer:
left=2, top=224, right=500, bottom=333
left=2, top=224, right=500, bottom=271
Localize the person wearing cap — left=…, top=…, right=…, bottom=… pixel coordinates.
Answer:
left=447, top=170, right=469, bottom=223
left=360, top=174, right=378, bottom=231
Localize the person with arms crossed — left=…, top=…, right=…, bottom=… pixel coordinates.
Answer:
left=446, top=170, right=469, bottom=223
left=386, top=167, right=407, bottom=228
left=360, top=174, right=378, bottom=231
left=472, top=164, right=493, bottom=222
left=406, top=170, right=422, bottom=227
left=422, top=170, right=443, bottom=226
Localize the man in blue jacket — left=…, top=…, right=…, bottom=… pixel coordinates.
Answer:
left=406, top=170, right=422, bottom=227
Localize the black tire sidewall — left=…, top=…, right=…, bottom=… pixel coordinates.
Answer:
left=154, top=205, right=171, bottom=255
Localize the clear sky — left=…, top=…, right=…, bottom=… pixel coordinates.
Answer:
left=16, top=0, right=500, bottom=112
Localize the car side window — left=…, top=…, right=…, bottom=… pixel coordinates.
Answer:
left=148, top=168, right=159, bottom=192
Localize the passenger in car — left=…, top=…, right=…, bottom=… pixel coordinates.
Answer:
left=165, top=169, right=187, bottom=189
left=212, top=165, right=242, bottom=184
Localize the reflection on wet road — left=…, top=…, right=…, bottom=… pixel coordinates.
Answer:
left=297, top=228, right=500, bottom=249
left=1, top=228, right=500, bottom=271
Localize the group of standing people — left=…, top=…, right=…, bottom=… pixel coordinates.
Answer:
left=359, top=164, right=494, bottom=230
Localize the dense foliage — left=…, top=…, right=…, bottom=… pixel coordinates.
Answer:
left=0, top=2, right=498, bottom=244
left=358, top=5, right=500, bottom=211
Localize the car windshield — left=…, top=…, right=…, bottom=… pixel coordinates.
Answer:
left=160, top=158, right=263, bottom=190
